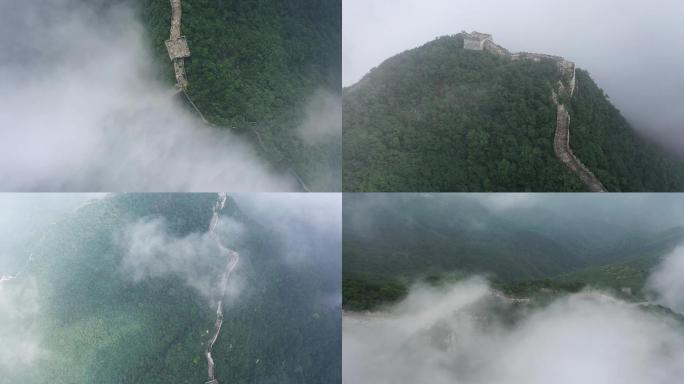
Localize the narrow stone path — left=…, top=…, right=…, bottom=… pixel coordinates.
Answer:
left=164, top=1, right=310, bottom=192
left=552, top=94, right=607, bottom=192
left=205, top=193, right=240, bottom=384
left=472, top=32, right=608, bottom=191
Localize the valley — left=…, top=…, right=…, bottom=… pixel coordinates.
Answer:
left=343, top=33, right=684, bottom=191
left=0, top=193, right=341, bottom=383
left=342, top=193, right=684, bottom=384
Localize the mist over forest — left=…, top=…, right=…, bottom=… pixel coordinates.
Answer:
left=0, top=193, right=341, bottom=383
left=0, top=0, right=341, bottom=191
left=343, top=0, right=684, bottom=154
left=343, top=193, right=684, bottom=384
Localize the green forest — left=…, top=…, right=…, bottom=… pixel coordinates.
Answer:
left=139, top=0, right=341, bottom=191
left=2, top=194, right=340, bottom=383
left=342, top=34, right=684, bottom=192
left=342, top=194, right=684, bottom=310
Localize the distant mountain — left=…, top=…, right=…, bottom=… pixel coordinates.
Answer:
left=342, top=194, right=684, bottom=309
left=140, top=0, right=342, bottom=190
left=2, top=194, right=339, bottom=383
left=343, top=33, right=684, bottom=191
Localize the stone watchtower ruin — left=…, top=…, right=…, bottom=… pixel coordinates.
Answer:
left=165, top=0, right=190, bottom=90
left=462, top=31, right=492, bottom=51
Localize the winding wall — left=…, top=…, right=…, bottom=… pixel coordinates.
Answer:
left=475, top=33, right=607, bottom=191
left=164, top=1, right=311, bottom=192
left=166, top=0, right=190, bottom=90
left=205, top=193, right=240, bottom=384
left=552, top=95, right=607, bottom=192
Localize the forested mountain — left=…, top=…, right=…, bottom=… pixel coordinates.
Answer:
left=342, top=194, right=684, bottom=309
left=342, top=34, right=684, bottom=192
left=139, top=0, right=341, bottom=191
left=1, top=194, right=340, bottom=383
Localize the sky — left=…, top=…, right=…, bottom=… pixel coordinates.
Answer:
left=343, top=0, right=684, bottom=152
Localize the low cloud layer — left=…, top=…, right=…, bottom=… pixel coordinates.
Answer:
left=117, top=194, right=342, bottom=303
left=344, top=279, right=684, bottom=384
left=0, top=1, right=296, bottom=191
left=0, top=194, right=105, bottom=275
left=117, top=216, right=244, bottom=301
left=0, top=278, right=48, bottom=375
left=647, top=245, right=684, bottom=314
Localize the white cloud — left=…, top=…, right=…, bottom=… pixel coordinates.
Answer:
left=116, top=217, right=244, bottom=301
left=0, top=278, right=48, bottom=373
left=233, top=193, right=342, bottom=264
left=344, top=279, right=684, bottom=384
left=647, top=245, right=684, bottom=314
left=0, top=1, right=296, bottom=191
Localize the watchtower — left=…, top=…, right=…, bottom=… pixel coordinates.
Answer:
left=165, top=36, right=190, bottom=60
left=462, top=31, right=492, bottom=51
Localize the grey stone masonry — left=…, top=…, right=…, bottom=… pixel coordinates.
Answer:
left=462, top=30, right=492, bottom=50
left=165, top=37, right=190, bottom=60
left=460, top=30, right=605, bottom=191
left=166, top=0, right=190, bottom=90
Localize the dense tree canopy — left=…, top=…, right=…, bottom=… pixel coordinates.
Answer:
left=342, top=194, right=684, bottom=310
left=139, top=0, right=341, bottom=190
left=343, top=35, right=684, bottom=191
left=5, top=194, right=340, bottom=383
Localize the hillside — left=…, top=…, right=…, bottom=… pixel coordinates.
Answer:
left=342, top=194, right=684, bottom=310
left=342, top=34, right=684, bottom=192
left=1, top=194, right=340, bottom=383
left=139, top=0, right=342, bottom=191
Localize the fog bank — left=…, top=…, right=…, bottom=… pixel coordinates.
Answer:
left=0, top=1, right=296, bottom=191
left=344, top=279, right=684, bottom=384
left=648, top=245, right=684, bottom=314
left=117, top=216, right=244, bottom=301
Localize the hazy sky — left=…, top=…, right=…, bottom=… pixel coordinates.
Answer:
left=343, top=0, right=684, bottom=151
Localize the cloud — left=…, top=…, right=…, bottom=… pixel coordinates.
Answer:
left=297, top=89, right=342, bottom=146
left=233, top=193, right=342, bottom=265
left=0, top=278, right=48, bottom=374
left=0, top=0, right=297, bottom=191
left=647, top=245, right=684, bottom=314
left=344, top=279, right=684, bottom=384
left=0, top=194, right=105, bottom=275
left=477, top=193, right=537, bottom=212
left=116, top=216, right=244, bottom=301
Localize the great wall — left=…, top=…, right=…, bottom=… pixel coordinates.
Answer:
left=204, top=193, right=241, bottom=384
left=165, top=0, right=190, bottom=90
left=164, top=0, right=311, bottom=192
left=462, top=31, right=607, bottom=192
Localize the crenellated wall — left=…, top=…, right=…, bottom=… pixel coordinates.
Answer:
left=165, top=0, right=190, bottom=90
left=462, top=31, right=604, bottom=191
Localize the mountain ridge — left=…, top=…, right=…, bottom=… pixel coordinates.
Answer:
left=343, top=33, right=684, bottom=191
